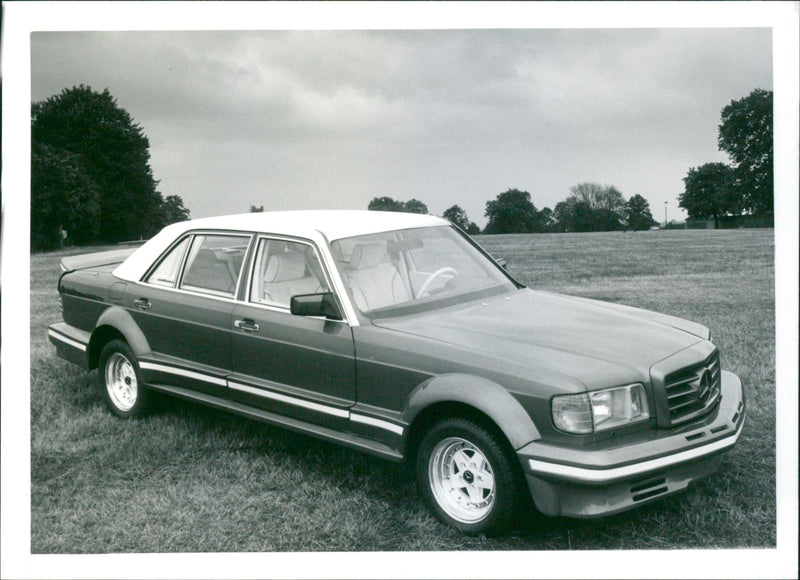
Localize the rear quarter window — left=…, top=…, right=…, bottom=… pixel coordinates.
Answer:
left=145, top=236, right=191, bottom=288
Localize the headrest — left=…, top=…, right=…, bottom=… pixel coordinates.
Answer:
left=264, top=251, right=306, bottom=282
left=350, top=243, right=386, bottom=269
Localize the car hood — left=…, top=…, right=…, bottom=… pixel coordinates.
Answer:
left=373, top=289, right=708, bottom=389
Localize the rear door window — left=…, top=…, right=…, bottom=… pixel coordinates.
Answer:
left=179, top=234, right=250, bottom=297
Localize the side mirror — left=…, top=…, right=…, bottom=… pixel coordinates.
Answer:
left=290, top=292, right=344, bottom=321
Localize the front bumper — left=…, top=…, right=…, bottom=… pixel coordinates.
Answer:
left=518, top=370, right=745, bottom=518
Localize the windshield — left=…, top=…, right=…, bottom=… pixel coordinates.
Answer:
left=330, top=225, right=516, bottom=316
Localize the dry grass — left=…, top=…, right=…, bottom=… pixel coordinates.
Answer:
left=30, top=229, right=775, bottom=553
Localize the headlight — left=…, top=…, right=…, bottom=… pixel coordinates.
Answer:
left=552, top=384, right=650, bottom=434
left=551, top=393, right=593, bottom=434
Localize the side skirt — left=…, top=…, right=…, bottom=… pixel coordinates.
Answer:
left=145, top=382, right=405, bottom=463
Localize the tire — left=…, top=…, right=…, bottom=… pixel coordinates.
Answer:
left=416, top=417, right=521, bottom=535
left=97, top=339, right=150, bottom=418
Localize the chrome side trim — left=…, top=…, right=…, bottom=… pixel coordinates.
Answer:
left=48, top=329, right=87, bottom=351
left=228, top=380, right=350, bottom=419
left=139, top=361, right=227, bottom=387
left=227, top=381, right=405, bottom=434
left=143, top=382, right=404, bottom=462
left=527, top=416, right=745, bottom=484
left=138, top=360, right=404, bottom=435
left=350, top=413, right=405, bottom=435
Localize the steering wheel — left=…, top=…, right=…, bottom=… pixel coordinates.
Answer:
left=418, top=267, right=459, bottom=297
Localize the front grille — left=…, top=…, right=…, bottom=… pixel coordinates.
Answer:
left=663, top=351, right=721, bottom=425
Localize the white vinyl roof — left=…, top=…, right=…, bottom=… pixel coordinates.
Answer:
left=175, top=210, right=446, bottom=240
left=114, top=210, right=448, bottom=283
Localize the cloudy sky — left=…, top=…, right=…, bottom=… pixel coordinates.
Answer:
left=31, top=27, right=772, bottom=226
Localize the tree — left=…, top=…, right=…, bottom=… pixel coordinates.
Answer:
left=554, top=183, right=626, bottom=232
left=554, top=199, right=595, bottom=233
left=484, top=189, right=539, bottom=234
left=442, top=204, right=469, bottom=229
left=442, top=204, right=479, bottom=233
left=567, top=183, right=626, bottom=231
left=625, top=194, right=657, bottom=231
left=368, top=196, right=407, bottom=212
left=403, top=198, right=429, bottom=214
left=718, top=89, right=773, bottom=215
left=31, top=142, right=100, bottom=250
left=31, top=85, right=187, bottom=247
left=552, top=202, right=569, bottom=232
left=679, top=162, right=737, bottom=228
left=159, top=195, right=191, bottom=225
left=538, top=207, right=555, bottom=232
left=368, top=196, right=428, bottom=214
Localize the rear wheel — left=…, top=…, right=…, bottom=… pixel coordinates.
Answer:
left=416, top=417, right=520, bottom=534
left=98, top=340, right=150, bottom=417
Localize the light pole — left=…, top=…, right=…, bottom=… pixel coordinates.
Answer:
left=664, top=201, right=668, bottom=228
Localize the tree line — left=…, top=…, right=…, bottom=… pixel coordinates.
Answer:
left=31, top=86, right=190, bottom=251
left=368, top=184, right=657, bottom=235
left=679, top=88, right=772, bottom=227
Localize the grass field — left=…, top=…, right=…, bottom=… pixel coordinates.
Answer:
left=29, top=229, right=776, bottom=553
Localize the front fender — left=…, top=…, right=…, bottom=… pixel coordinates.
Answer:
left=91, top=306, right=152, bottom=364
left=403, top=373, right=541, bottom=450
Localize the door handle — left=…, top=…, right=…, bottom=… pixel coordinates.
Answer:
left=134, top=298, right=152, bottom=311
left=235, top=319, right=260, bottom=333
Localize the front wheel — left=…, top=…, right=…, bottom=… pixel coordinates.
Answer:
left=416, top=418, right=520, bottom=534
left=98, top=340, right=150, bottom=418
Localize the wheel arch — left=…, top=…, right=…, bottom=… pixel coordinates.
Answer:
left=402, top=374, right=541, bottom=464
left=88, top=306, right=151, bottom=370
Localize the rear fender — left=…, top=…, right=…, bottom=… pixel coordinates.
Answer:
left=403, top=373, right=541, bottom=450
left=89, top=306, right=152, bottom=368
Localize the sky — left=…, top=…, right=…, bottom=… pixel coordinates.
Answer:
left=30, top=27, right=772, bottom=227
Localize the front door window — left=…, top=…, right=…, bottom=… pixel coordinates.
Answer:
left=249, top=238, right=330, bottom=308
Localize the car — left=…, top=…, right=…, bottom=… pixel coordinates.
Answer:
left=49, top=210, right=745, bottom=534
